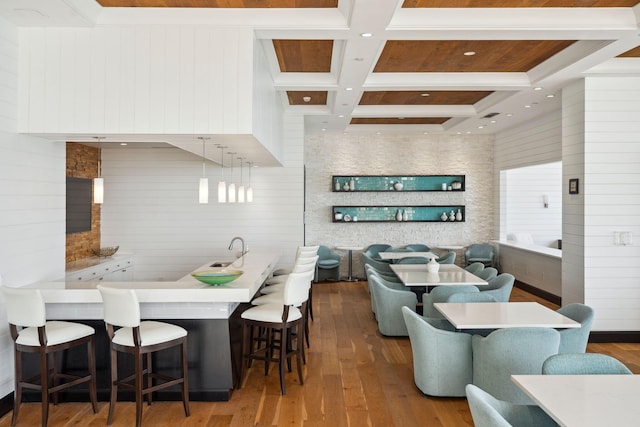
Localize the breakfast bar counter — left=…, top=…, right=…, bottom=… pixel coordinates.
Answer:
left=22, top=249, right=281, bottom=401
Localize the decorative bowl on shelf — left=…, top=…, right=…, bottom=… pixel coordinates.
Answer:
left=191, top=269, right=243, bottom=285
left=93, top=246, right=119, bottom=257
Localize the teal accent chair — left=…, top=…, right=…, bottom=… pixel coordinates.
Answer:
left=476, top=267, right=498, bottom=281
left=422, top=285, right=480, bottom=318
left=363, top=244, right=391, bottom=259
left=314, top=245, right=342, bottom=283
left=364, top=264, right=401, bottom=283
left=436, top=251, right=456, bottom=264
left=405, top=244, right=431, bottom=252
left=365, top=266, right=406, bottom=316
left=472, top=327, right=560, bottom=404
left=369, top=276, right=416, bottom=336
left=464, top=243, right=495, bottom=267
left=555, top=303, right=594, bottom=353
left=479, top=273, right=515, bottom=302
left=464, top=262, right=485, bottom=275
left=465, top=384, right=558, bottom=427
left=363, top=251, right=394, bottom=275
left=402, top=307, right=473, bottom=397
left=542, top=353, right=632, bottom=375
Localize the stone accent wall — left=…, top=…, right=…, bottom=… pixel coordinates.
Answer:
left=305, top=133, right=495, bottom=278
left=66, top=143, right=101, bottom=262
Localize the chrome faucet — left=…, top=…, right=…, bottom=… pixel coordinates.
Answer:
left=228, top=236, right=248, bottom=256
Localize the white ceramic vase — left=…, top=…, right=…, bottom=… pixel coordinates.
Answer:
left=427, top=257, right=440, bottom=273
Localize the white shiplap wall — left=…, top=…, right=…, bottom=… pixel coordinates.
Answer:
left=581, top=76, right=640, bottom=331
left=101, top=112, right=305, bottom=281
left=0, top=17, right=66, bottom=400
left=18, top=26, right=255, bottom=136
left=304, top=133, right=495, bottom=278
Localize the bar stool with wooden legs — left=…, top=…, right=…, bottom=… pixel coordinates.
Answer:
left=97, top=285, right=190, bottom=427
left=0, top=286, right=98, bottom=427
left=240, top=270, right=313, bottom=395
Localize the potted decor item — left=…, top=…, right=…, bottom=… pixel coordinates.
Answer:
left=427, top=256, right=440, bottom=273
left=349, top=177, right=355, bottom=191
left=456, top=209, right=462, bottom=221
left=394, top=181, right=404, bottom=191
left=334, top=212, right=343, bottom=221
left=441, top=212, right=448, bottom=221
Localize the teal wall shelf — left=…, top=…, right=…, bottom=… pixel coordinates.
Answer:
left=332, top=206, right=465, bottom=223
left=332, top=175, right=465, bottom=192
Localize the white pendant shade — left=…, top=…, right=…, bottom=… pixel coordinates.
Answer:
left=228, top=182, right=236, bottom=203
left=218, top=181, right=227, bottom=203
left=199, top=178, right=209, bottom=204
left=238, top=185, right=245, bottom=203
left=93, top=177, right=104, bottom=204
left=246, top=186, right=253, bottom=202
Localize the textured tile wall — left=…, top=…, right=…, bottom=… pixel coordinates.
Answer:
left=305, top=133, right=495, bottom=278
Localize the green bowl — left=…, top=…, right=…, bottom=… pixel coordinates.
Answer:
left=191, top=269, right=243, bottom=285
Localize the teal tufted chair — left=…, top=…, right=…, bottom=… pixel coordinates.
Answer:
left=368, top=275, right=416, bottom=336
left=314, top=245, right=342, bottom=282
left=555, top=303, right=594, bottom=353
left=542, top=353, right=632, bottom=375
left=479, top=273, right=515, bottom=302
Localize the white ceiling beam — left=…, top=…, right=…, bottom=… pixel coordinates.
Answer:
left=352, top=105, right=476, bottom=118
left=364, top=73, right=531, bottom=90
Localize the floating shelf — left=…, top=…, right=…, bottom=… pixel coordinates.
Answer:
left=332, top=206, right=465, bottom=223
left=332, top=175, right=465, bottom=192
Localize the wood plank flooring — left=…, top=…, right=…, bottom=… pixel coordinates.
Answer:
left=2, top=281, right=639, bottom=427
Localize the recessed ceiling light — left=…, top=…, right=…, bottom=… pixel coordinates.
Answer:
left=376, top=132, right=381, bottom=135
left=353, top=57, right=364, bottom=62
left=490, top=120, right=497, bottom=124
left=524, top=105, right=531, bottom=108
left=302, top=96, right=311, bottom=102
left=346, top=87, right=353, bottom=91
left=398, top=117, right=405, bottom=120
left=478, top=125, right=484, bottom=129
left=120, top=143, right=127, bottom=146
left=338, top=114, right=344, bottom=118
left=360, top=33, right=373, bottom=38
left=506, top=113, right=513, bottom=117
left=423, top=132, right=429, bottom=135
left=466, top=131, right=472, bottom=134
left=420, top=93, right=430, bottom=97
left=546, top=94, right=555, bottom=98
left=321, top=128, right=327, bottom=131
left=534, top=87, right=543, bottom=91
left=463, top=51, right=476, bottom=56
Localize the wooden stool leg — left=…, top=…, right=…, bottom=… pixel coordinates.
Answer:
left=40, top=350, right=49, bottom=427
left=107, top=348, right=117, bottom=425
left=135, top=351, right=143, bottom=427
left=145, top=353, right=152, bottom=406
left=239, top=321, right=249, bottom=389
left=295, top=325, right=304, bottom=386
left=181, top=340, right=190, bottom=417
left=88, top=337, right=98, bottom=413
left=278, top=327, right=286, bottom=395
left=11, top=348, right=22, bottom=427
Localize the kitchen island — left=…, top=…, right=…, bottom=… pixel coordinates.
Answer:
left=23, top=249, right=281, bottom=401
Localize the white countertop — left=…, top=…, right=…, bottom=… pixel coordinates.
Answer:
left=26, top=249, right=281, bottom=305
left=495, top=240, right=561, bottom=259
left=511, top=374, right=640, bottom=427
left=433, top=302, right=580, bottom=329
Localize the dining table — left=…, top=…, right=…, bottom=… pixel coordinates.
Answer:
left=390, top=263, right=487, bottom=288
left=511, top=374, right=640, bottom=427
left=433, top=302, right=581, bottom=330
left=378, top=251, right=439, bottom=261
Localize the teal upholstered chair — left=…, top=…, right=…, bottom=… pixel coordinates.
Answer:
left=476, top=267, right=498, bottom=281
left=436, top=251, right=456, bottom=264
left=369, top=276, right=417, bottom=336
left=472, top=327, right=560, bottom=404
left=542, top=353, right=632, bottom=375
left=555, top=303, right=594, bottom=353
left=479, top=273, right=515, bottom=302
left=405, top=244, right=431, bottom=252
left=364, top=263, right=401, bottom=283
left=363, top=244, right=391, bottom=259
left=314, top=245, right=342, bottom=282
left=422, top=285, right=479, bottom=318
left=464, top=244, right=495, bottom=267
left=402, top=307, right=473, bottom=397
left=464, top=262, right=485, bottom=275
left=365, top=266, right=406, bottom=316
left=465, top=384, right=557, bottom=427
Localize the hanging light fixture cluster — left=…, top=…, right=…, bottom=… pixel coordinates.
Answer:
left=198, top=141, right=254, bottom=204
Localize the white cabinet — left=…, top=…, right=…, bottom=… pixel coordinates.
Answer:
left=66, top=255, right=134, bottom=282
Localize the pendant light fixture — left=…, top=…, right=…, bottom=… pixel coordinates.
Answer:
left=197, top=137, right=210, bottom=204
left=217, top=145, right=227, bottom=203
left=92, top=136, right=105, bottom=204
left=227, top=152, right=236, bottom=203
left=237, top=157, right=245, bottom=203
left=246, top=161, right=254, bottom=203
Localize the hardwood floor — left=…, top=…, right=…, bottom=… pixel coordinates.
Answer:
left=2, top=281, right=639, bottom=427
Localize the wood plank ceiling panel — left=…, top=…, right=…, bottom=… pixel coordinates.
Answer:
left=273, top=40, right=333, bottom=72
left=97, top=0, right=337, bottom=7
left=618, top=46, right=640, bottom=57
left=359, top=91, right=493, bottom=105
left=402, top=0, right=640, bottom=7
left=374, top=40, right=575, bottom=73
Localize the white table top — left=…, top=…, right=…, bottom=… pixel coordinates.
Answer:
left=390, top=264, right=487, bottom=287
left=512, top=374, right=640, bottom=427
left=433, top=302, right=581, bottom=329
left=379, top=251, right=439, bottom=260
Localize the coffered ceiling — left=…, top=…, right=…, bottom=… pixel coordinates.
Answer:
left=2, top=0, right=640, bottom=138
